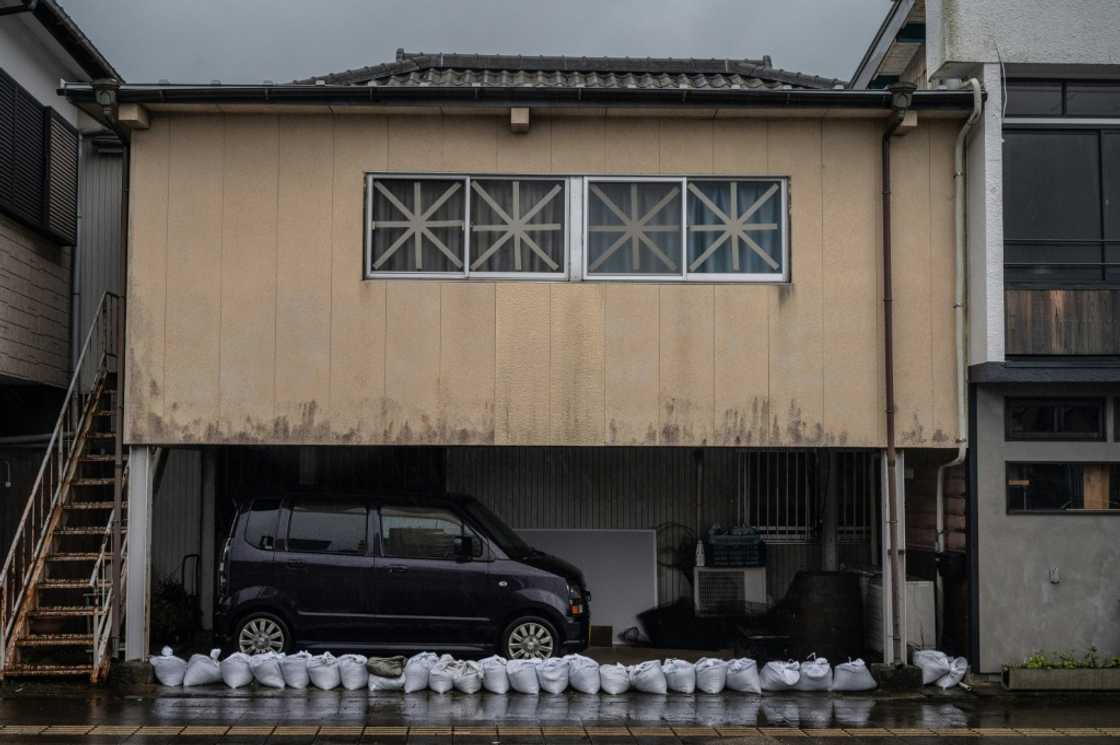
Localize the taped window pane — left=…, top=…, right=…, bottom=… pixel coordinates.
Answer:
left=369, top=178, right=466, bottom=273
left=687, top=180, right=783, bottom=276
left=470, top=179, right=565, bottom=273
left=587, top=181, right=681, bottom=275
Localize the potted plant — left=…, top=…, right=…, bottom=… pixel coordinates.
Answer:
left=1004, top=648, right=1120, bottom=690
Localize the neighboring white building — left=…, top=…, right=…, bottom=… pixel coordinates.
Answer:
left=854, top=0, right=1120, bottom=674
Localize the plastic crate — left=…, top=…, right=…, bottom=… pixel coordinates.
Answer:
left=705, top=526, right=767, bottom=567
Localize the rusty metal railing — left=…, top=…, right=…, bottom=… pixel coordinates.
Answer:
left=0, top=292, right=121, bottom=671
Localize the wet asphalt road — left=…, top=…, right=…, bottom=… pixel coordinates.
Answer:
left=2, top=688, right=1120, bottom=743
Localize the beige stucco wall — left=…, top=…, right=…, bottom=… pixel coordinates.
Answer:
left=125, top=111, right=958, bottom=447
left=0, top=214, right=70, bottom=387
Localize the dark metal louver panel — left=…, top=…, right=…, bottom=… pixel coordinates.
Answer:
left=45, top=111, right=79, bottom=244
left=10, top=84, right=45, bottom=226
left=0, top=69, right=14, bottom=209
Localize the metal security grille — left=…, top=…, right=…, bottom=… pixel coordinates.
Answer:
left=736, top=450, right=819, bottom=543
left=836, top=450, right=879, bottom=543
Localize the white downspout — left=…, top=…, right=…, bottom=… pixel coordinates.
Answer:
left=936, top=77, right=982, bottom=648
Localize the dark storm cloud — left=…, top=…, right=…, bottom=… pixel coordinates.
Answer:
left=59, top=0, right=888, bottom=84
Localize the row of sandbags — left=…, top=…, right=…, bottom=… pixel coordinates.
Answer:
left=150, top=647, right=876, bottom=694
left=913, top=650, right=969, bottom=690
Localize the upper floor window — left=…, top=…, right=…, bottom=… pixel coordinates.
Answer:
left=364, top=174, right=788, bottom=282
left=1005, top=398, right=1105, bottom=441
left=1007, top=462, right=1120, bottom=513
left=1006, top=79, right=1120, bottom=118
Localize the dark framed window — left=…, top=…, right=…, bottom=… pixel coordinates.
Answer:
left=1007, top=462, right=1120, bottom=512
left=285, top=498, right=368, bottom=554
left=1006, top=79, right=1120, bottom=118
left=380, top=506, right=482, bottom=560
left=1003, top=127, right=1120, bottom=286
left=1005, top=398, right=1106, bottom=441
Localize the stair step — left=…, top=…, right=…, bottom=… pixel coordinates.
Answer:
left=93, top=409, right=116, bottom=416
left=56, top=526, right=119, bottom=536
left=30, top=606, right=96, bottom=618
left=81, top=454, right=125, bottom=463
left=72, top=478, right=114, bottom=487
left=15, top=634, right=94, bottom=647
left=38, top=579, right=108, bottom=590
left=86, top=432, right=118, bottom=440
left=2, top=664, right=93, bottom=677
left=46, top=553, right=100, bottom=562
left=65, top=501, right=116, bottom=510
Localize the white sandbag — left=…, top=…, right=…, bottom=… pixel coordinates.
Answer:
left=369, top=673, right=406, bottom=691
left=629, top=660, right=668, bottom=694
left=338, top=654, right=369, bottom=690
left=507, top=659, right=541, bottom=694
left=182, top=649, right=222, bottom=687
left=280, top=651, right=311, bottom=689
left=404, top=652, right=439, bottom=693
left=537, top=657, right=569, bottom=694
left=428, top=655, right=458, bottom=693
left=221, top=652, right=253, bottom=689
left=308, top=652, right=341, bottom=690
left=599, top=663, right=630, bottom=694
left=760, top=660, right=800, bottom=691
left=150, top=646, right=187, bottom=686
left=937, top=657, right=969, bottom=689
left=913, top=649, right=952, bottom=686
left=725, top=658, right=761, bottom=694
left=796, top=655, right=832, bottom=691
left=566, top=654, right=601, bottom=694
left=831, top=659, right=877, bottom=692
left=695, top=657, right=728, bottom=694
left=454, top=660, right=484, bottom=694
left=250, top=652, right=286, bottom=689
left=480, top=655, right=510, bottom=694
left=662, top=658, right=696, bottom=694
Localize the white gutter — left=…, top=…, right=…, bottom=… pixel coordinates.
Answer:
left=936, top=76, right=982, bottom=647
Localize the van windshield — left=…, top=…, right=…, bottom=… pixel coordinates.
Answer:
left=463, top=500, right=533, bottom=558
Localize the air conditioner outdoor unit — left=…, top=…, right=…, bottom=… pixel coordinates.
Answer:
left=693, top=566, right=768, bottom=617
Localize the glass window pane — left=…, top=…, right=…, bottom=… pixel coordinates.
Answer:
left=687, top=180, right=783, bottom=275
left=1066, top=82, right=1120, bottom=117
left=244, top=498, right=280, bottom=550
left=1104, top=133, right=1120, bottom=241
left=1003, top=131, right=1101, bottom=241
left=381, top=506, right=469, bottom=560
left=1006, top=398, right=1104, bottom=440
left=587, top=181, right=681, bottom=275
left=369, top=178, right=465, bottom=273
left=1007, top=463, right=1120, bottom=511
left=470, top=179, right=565, bottom=273
left=287, top=499, right=367, bottom=554
left=1004, top=81, right=1063, bottom=117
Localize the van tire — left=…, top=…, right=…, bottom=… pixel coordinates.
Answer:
left=501, top=615, right=558, bottom=659
left=234, top=611, right=291, bottom=654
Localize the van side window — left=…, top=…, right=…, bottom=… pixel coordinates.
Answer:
left=381, top=506, right=479, bottom=560
left=286, top=498, right=368, bottom=555
left=244, top=498, right=280, bottom=550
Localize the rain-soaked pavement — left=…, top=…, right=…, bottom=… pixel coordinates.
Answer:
left=2, top=686, right=1120, bottom=744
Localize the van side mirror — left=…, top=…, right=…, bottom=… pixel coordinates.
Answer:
left=454, top=535, right=482, bottom=561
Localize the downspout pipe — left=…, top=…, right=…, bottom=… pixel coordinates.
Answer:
left=935, top=77, right=983, bottom=647
left=882, top=81, right=916, bottom=667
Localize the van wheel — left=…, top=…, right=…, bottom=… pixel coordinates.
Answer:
left=502, top=616, right=557, bottom=659
left=235, top=612, right=290, bottom=654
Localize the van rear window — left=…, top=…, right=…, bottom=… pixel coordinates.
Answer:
left=244, top=498, right=280, bottom=550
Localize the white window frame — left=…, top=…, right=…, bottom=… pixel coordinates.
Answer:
left=582, top=175, right=790, bottom=283
left=364, top=173, right=572, bottom=280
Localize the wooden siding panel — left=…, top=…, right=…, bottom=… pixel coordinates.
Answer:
left=929, top=122, right=958, bottom=443
left=603, top=284, right=659, bottom=444
left=440, top=282, right=496, bottom=443
left=821, top=120, right=881, bottom=446
left=549, top=283, right=604, bottom=443
left=890, top=127, right=934, bottom=446
left=274, top=115, right=333, bottom=437
left=714, top=286, right=770, bottom=445
left=385, top=281, right=441, bottom=442
left=766, top=120, right=825, bottom=445
left=1006, top=289, right=1120, bottom=355
left=494, top=283, right=550, bottom=444
left=329, top=115, right=388, bottom=439
left=124, top=122, right=170, bottom=440
left=659, top=285, right=715, bottom=444
left=162, top=115, right=223, bottom=440
left=218, top=115, right=278, bottom=438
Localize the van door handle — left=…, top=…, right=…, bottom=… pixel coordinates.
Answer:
left=388, top=564, right=408, bottom=574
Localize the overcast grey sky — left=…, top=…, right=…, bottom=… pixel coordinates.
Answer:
left=59, top=0, right=889, bottom=84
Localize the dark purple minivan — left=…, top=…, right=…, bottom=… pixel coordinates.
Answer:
left=216, top=493, right=589, bottom=659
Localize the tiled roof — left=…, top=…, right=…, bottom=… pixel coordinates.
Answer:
left=294, top=50, right=846, bottom=91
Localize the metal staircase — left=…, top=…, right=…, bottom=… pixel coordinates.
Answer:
left=0, top=292, right=126, bottom=681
